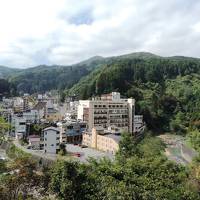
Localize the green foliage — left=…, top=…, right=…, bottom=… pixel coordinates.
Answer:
left=0, top=133, right=199, bottom=199
left=49, top=161, right=94, bottom=200
left=138, top=136, right=166, bottom=157
left=0, top=78, right=16, bottom=96
left=69, top=56, right=200, bottom=135
left=6, top=144, right=30, bottom=159
left=0, top=160, right=7, bottom=174
left=8, top=56, right=107, bottom=94
left=117, top=132, right=138, bottom=158
left=0, top=157, right=41, bottom=200
left=188, top=130, right=200, bottom=152
left=58, top=143, right=67, bottom=156
left=0, top=117, right=10, bottom=141
left=30, top=123, right=50, bottom=136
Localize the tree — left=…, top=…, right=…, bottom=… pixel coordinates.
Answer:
left=0, top=160, right=7, bottom=173
left=138, top=136, right=166, bottom=157
left=49, top=161, right=94, bottom=200
left=0, top=117, right=10, bottom=141
left=117, top=132, right=138, bottom=159
left=188, top=130, right=200, bottom=152
left=59, top=143, right=67, bottom=156
left=0, top=157, right=41, bottom=200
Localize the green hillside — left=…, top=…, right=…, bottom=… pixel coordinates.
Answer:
left=7, top=57, right=110, bottom=94
left=0, top=66, right=20, bottom=79
left=68, top=55, right=200, bottom=134
left=5, top=52, right=160, bottom=94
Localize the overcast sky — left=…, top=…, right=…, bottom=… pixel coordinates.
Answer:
left=0, top=0, right=200, bottom=68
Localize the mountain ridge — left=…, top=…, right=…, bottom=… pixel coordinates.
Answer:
left=1, top=51, right=200, bottom=94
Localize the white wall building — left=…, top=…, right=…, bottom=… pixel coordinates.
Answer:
left=43, top=127, right=60, bottom=154
left=14, top=116, right=27, bottom=137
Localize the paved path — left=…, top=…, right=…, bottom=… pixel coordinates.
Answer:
left=12, top=140, right=114, bottom=163
left=13, top=140, right=57, bottom=161
left=66, top=144, right=114, bottom=163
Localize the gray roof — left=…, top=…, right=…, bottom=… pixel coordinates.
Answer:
left=105, top=134, right=121, bottom=143
left=44, top=126, right=59, bottom=132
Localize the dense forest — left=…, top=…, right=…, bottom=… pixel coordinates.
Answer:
left=0, top=79, right=16, bottom=97
left=68, top=56, right=200, bottom=134
left=1, top=56, right=108, bottom=94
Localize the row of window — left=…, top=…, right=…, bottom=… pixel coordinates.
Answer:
left=94, top=104, right=127, bottom=108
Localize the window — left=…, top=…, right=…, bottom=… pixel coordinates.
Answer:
left=51, top=144, right=54, bottom=146
left=67, top=126, right=73, bottom=130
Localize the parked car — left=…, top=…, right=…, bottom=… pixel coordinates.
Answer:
left=74, top=153, right=81, bottom=157
left=0, top=156, right=6, bottom=161
left=81, top=145, right=88, bottom=148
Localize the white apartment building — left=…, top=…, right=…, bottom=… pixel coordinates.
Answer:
left=78, top=92, right=135, bottom=134
left=43, top=127, right=60, bottom=154
left=14, top=116, right=27, bottom=137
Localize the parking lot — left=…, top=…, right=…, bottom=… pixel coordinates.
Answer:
left=66, top=144, right=114, bottom=163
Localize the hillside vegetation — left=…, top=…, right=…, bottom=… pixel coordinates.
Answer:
left=0, top=66, right=20, bottom=79
left=68, top=55, right=200, bottom=134
left=1, top=57, right=108, bottom=94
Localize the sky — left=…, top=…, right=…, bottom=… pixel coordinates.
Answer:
left=0, top=0, right=200, bottom=68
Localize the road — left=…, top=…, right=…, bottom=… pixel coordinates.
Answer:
left=66, top=144, right=114, bottom=163
left=12, top=140, right=114, bottom=163
left=13, top=140, right=57, bottom=161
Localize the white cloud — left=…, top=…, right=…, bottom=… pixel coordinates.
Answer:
left=0, top=0, right=199, bottom=67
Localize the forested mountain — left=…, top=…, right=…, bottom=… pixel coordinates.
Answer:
left=7, top=56, right=114, bottom=94
left=68, top=54, right=200, bottom=134
left=2, top=52, right=160, bottom=94
left=0, top=66, right=20, bottom=79
left=0, top=52, right=185, bottom=94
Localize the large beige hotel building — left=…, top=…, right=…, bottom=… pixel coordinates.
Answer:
left=77, top=92, right=136, bottom=135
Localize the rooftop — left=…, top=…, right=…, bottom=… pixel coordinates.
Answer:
left=105, top=134, right=121, bottom=143
left=44, top=126, right=59, bottom=132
